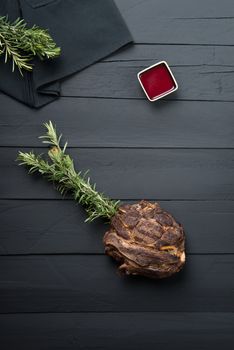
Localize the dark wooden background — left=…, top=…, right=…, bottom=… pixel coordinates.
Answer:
left=1, top=0, right=234, bottom=348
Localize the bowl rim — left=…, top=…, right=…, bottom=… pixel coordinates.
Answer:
left=137, top=60, right=178, bottom=102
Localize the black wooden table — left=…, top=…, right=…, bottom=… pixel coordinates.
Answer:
left=1, top=1, right=234, bottom=349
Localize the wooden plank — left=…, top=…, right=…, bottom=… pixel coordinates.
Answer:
left=2, top=148, right=234, bottom=200
left=62, top=44, right=234, bottom=100
left=0, top=255, right=233, bottom=312
left=116, top=0, right=234, bottom=45
left=116, top=0, right=234, bottom=18
left=1, top=312, right=233, bottom=350
left=1, top=200, right=234, bottom=255
left=1, top=95, right=234, bottom=148
left=61, top=60, right=234, bottom=101
left=104, top=43, right=234, bottom=65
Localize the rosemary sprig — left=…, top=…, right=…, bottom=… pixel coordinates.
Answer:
left=17, top=121, right=119, bottom=222
left=0, top=16, right=61, bottom=75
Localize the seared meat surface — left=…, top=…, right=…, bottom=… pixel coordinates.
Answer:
left=104, top=200, right=185, bottom=279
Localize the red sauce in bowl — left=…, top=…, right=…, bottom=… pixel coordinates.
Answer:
left=138, top=62, right=177, bottom=101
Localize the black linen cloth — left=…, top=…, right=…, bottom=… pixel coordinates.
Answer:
left=0, top=0, right=132, bottom=107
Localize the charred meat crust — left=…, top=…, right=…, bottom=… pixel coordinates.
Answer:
left=103, top=200, right=186, bottom=279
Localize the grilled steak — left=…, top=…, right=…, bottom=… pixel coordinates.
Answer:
left=103, top=200, right=186, bottom=279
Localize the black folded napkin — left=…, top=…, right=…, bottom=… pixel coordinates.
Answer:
left=0, top=0, right=132, bottom=107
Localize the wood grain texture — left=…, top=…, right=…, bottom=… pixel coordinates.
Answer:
left=116, top=0, right=234, bottom=18
left=1, top=200, right=234, bottom=255
left=0, top=254, right=233, bottom=313
left=1, top=95, right=234, bottom=148
left=60, top=44, right=234, bottom=101
left=61, top=61, right=234, bottom=101
left=1, top=313, right=233, bottom=350
left=2, top=148, right=234, bottom=200
left=104, top=44, right=234, bottom=64
left=116, top=0, right=234, bottom=44
left=0, top=255, right=234, bottom=313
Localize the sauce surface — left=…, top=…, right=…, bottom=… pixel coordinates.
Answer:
left=139, top=63, right=176, bottom=100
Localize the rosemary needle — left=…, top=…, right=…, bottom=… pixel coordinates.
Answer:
left=17, top=121, right=119, bottom=222
left=0, top=16, right=61, bottom=75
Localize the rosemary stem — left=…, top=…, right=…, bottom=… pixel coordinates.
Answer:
left=0, top=16, right=60, bottom=75
left=17, top=121, right=119, bottom=222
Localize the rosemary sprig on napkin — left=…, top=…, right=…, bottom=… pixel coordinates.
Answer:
left=17, top=122, right=119, bottom=222
left=0, top=16, right=61, bottom=75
